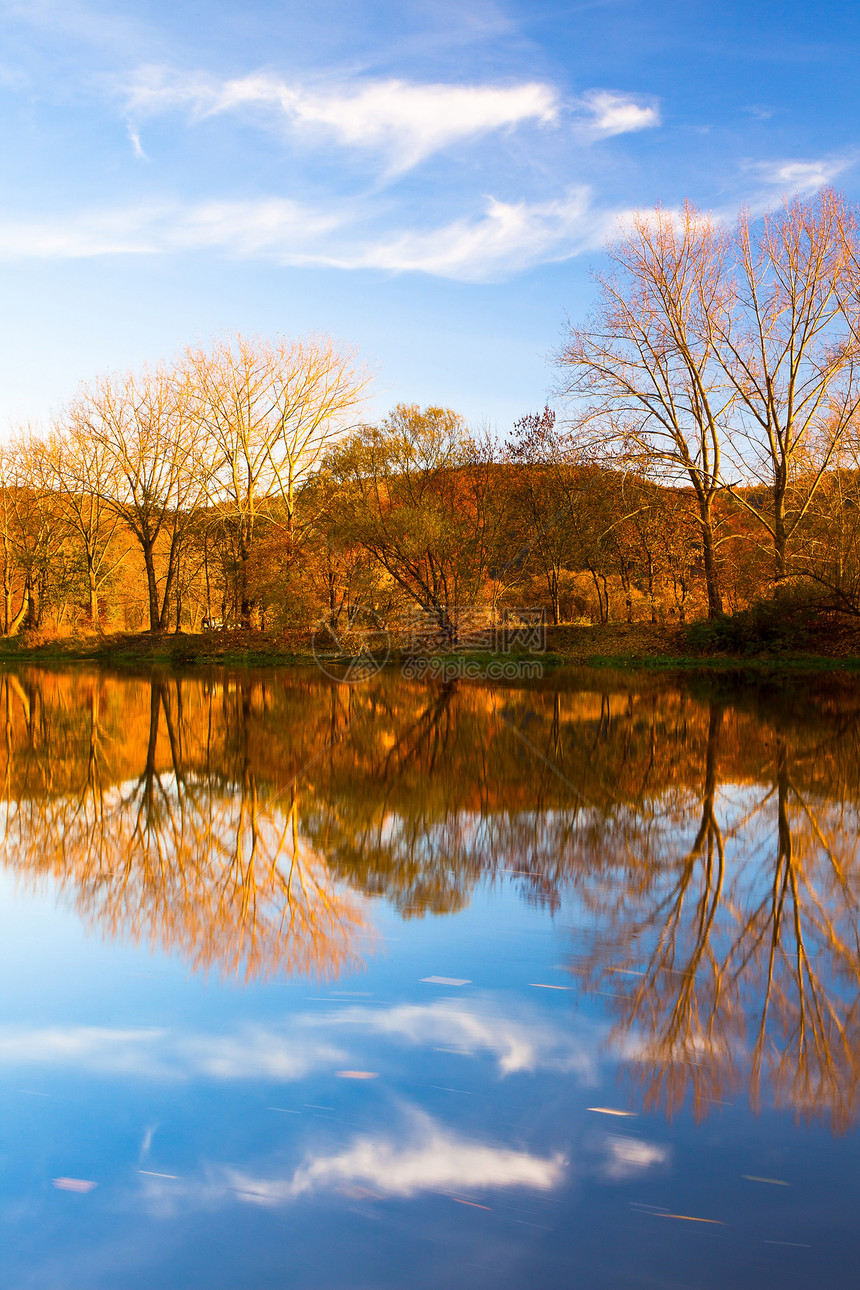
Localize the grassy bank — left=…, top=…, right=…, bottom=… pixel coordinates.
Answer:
left=0, top=630, right=319, bottom=669
left=0, top=617, right=859, bottom=678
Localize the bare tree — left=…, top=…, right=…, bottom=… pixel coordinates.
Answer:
left=45, top=413, right=126, bottom=625
left=716, top=191, right=860, bottom=581
left=3, top=431, right=71, bottom=632
left=558, top=204, right=733, bottom=617
left=184, top=333, right=370, bottom=628
left=75, top=365, right=211, bottom=633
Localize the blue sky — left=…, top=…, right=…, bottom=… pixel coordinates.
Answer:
left=0, top=0, right=858, bottom=431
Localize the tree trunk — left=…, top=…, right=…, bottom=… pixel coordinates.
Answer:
left=234, top=516, right=255, bottom=630
left=646, top=554, right=657, bottom=623
left=587, top=563, right=609, bottom=624
left=22, top=578, right=37, bottom=632
left=87, top=562, right=99, bottom=626
left=546, top=569, right=560, bottom=625
left=142, top=539, right=161, bottom=633
left=7, top=586, right=29, bottom=636
left=159, top=538, right=179, bottom=632
left=620, top=563, right=633, bottom=622
left=774, top=491, right=788, bottom=583
left=699, top=503, right=722, bottom=618
left=239, top=548, right=252, bottom=629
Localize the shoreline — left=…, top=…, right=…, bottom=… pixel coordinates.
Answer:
left=1, top=626, right=859, bottom=678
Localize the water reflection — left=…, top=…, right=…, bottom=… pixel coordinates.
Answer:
left=567, top=696, right=860, bottom=1132
left=2, top=665, right=860, bottom=1131
left=0, top=670, right=368, bottom=980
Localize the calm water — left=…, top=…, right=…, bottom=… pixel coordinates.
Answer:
left=1, top=665, right=859, bottom=1288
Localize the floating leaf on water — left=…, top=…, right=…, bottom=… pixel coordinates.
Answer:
left=420, top=976, right=470, bottom=986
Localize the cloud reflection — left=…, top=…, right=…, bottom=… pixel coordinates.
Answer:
left=286, top=1113, right=564, bottom=1199
left=318, top=998, right=600, bottom=1078
left=0, top=1023, right=345, bottom=1082
left=0, top=999, right=598, bottom=1082
left=141, top=1109, right=566, bottom=1212
left=599, top=1134, right=669, bottom=1181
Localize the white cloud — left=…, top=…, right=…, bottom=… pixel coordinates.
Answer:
left=0, top=1025, right=168, bottom=1074
left=317, top=188, right=602, bottom=280
left=318, top=999, right=599, bottom=1078
left=165, top=198, right=341, bottom=253
left=577, top=91, right=660, bottom=140
left=743, top=105, right=775, bottom=121
left=176, top=1027, right=345, bottom=1081
left=0, top=198, right=341, bottom=260
left=749, top=156, right=853, bottom=197
left=0, top=189, right=604, bottom=280
left=120, top=69, right=661, bottom=174
left=127, top=126, right=147, bottom=161
left=122, top=68, right=560, bottom=173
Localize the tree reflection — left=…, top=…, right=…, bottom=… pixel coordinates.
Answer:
left=2, top=665, right=860, bottom=1127
left=569, top=698, right=860, bottom=1131
left=0, top=671, right=368, bottom=980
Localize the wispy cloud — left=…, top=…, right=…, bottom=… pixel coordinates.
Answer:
left=318, top=998, right=601, bottom=1077
left=599, top=1134, right=669, bottom=1181
left=140, top=1108, right=566, bottom=1212
left=576, top=90, right=660, bottom=140
left=748, top=155, right=853, bottom=197
left=318, top=189, right=603, bottom=280
left=0, top=198, right=341, bottom=260
left=127, top=126, right=147, bottom=160
left=121, top=68, right=560, bottom=174
left=0, top=1000, right=599, bottom=1081
left=0, top=1022, right=345, bottom=1081
left=0, top=1025, right=168, bottom=1074
left=119, top=68, right=661, bottom=175
left=742, top=104, right=776, bottom=121
left=0, top=189, right=605, bottom=280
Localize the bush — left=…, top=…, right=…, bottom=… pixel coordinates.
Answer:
left=686, top=590, right=816, bottom=655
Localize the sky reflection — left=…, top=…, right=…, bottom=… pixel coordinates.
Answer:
left=2, top=666, right=860, bottom=1288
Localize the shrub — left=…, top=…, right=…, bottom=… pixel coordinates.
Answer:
left=686, top=590, right=816, bottom=655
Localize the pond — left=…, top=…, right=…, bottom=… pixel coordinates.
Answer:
left=1, top=665, right=859, bottom=1288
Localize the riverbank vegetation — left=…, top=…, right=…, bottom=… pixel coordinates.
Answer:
left=4, top=190, right=860, bottom=651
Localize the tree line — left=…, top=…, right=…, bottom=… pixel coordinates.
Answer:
left=6, top=188, right=860, bottom=635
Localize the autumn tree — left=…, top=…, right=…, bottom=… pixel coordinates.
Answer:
left=45, top=413, right=126, bottom=625
left=504, top=407, right=582, bottom=624
left=559, top=203, right=732, bottom=617
left=2, top=432, right=73, bottom=632
left=184, top=333, right=370, bottom=628
left=716, top=191, right=860, bottom=582
left=326, top=404, right=507, bottom=635
left=74, top=364, right=211, bottom=633
left=292, top=470, right=391, bottom=631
